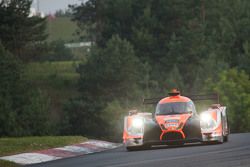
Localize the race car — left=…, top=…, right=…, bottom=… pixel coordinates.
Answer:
left=123, top=89, right=230, bottom=151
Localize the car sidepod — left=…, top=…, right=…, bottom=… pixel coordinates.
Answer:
left=201, top=106, right=229, bottom=143
left=123, top=113, right=152, bottom=150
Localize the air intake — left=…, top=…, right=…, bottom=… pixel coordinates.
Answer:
left=162, top=132, right=183, bottom=141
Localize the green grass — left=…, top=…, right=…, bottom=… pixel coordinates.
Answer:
left=0, top=136, right=87, bottom=157
left=47, top=17, right=79, bottom=42
left=24, top=61, right=80, bottom=93
left=0, top=160, right=20, bottom=167
left=25, top=61, right=80, bottom=84
left=0, top=136, right=87, bottom=167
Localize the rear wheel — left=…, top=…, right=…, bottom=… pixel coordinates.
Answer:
left=217, top=114, right=225, bottom=144
left=223, top=135, right=228, bottom=142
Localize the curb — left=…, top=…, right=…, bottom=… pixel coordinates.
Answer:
left=0, top=140, right=121, bottom=165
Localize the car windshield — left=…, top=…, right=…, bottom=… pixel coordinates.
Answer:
left=155, top=102, right=195, bottom=115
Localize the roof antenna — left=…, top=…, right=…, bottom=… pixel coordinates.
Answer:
left=168, top=88, right=180, bottom=96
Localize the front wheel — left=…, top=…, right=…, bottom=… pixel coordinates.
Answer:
left=126, top=144, right=151, bottom=151
left=216, top=136, right=224, bottom=144
left=167, top=141, right=184, bottom=146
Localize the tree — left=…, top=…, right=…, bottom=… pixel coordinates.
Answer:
left=0, top=0, right=47, bottom=59
left=69, top=0, right=250, bottom=137
left=72, top=0, right=213, bottom=92
left=207, top=69, right=250, bottom=132
left=0, top=43, right=22, bottom=135
left=78, top=35, right=142, bottom=101
left=18, top=89, right=51, bottom=136
left=55, top=9, right=73, bottom=17
left=71, top=0, right=97, bottom=43
left=101, top=100, right=125, bottom=140
left=0, top=44, right=51, bottom=136
left=62, top=35, right=143, bottom=138
left=205, top=0, right=250, bottom=74
left=61, top=97, right=106, bottom=137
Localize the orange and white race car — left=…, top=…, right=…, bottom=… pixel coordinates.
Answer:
left=123, top=89, right=230, bottom=151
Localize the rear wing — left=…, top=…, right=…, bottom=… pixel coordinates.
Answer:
left=143, top=93, right=219, bottom=105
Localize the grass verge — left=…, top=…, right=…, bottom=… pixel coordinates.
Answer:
left=0, top=136, right=87, bottom=157
left=0, top=136, right=87, bottom=166
left=0, top=160, right=20, bottom=167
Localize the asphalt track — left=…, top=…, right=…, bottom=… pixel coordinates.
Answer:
left=28, top=133, right=250, bottom=167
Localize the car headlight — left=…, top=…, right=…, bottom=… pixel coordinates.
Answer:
left=132, top=117, right=144, bottom=128
left=200, top=113, right=217, bottom=130
left=200, top=113, right=212, bottom=123
left=127, top=117, right=144, bottom=136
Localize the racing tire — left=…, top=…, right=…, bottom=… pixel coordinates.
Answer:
left=217, top=136, right=224, bottom=144
left=167, top=141, right=184, bottom=146
left=216, top=114, right=225, bottom=144
left=202, top=141, right=210, bottom=145
left=126, top=144, right=151, bottom=151
left=126, top=146, right=138, bottom=151
left=202, top=141, right=218, bottom=145
left=223, top=135, right=228, bottom=142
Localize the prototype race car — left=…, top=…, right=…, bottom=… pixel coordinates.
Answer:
left=123, top=89, right=230, bottom=151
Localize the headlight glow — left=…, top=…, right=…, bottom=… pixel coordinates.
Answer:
left=200, top=113, right=212, bottom=123
left=200, top=112, right=217, bottom=130
left=132, top=117, right=144, bottom=128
